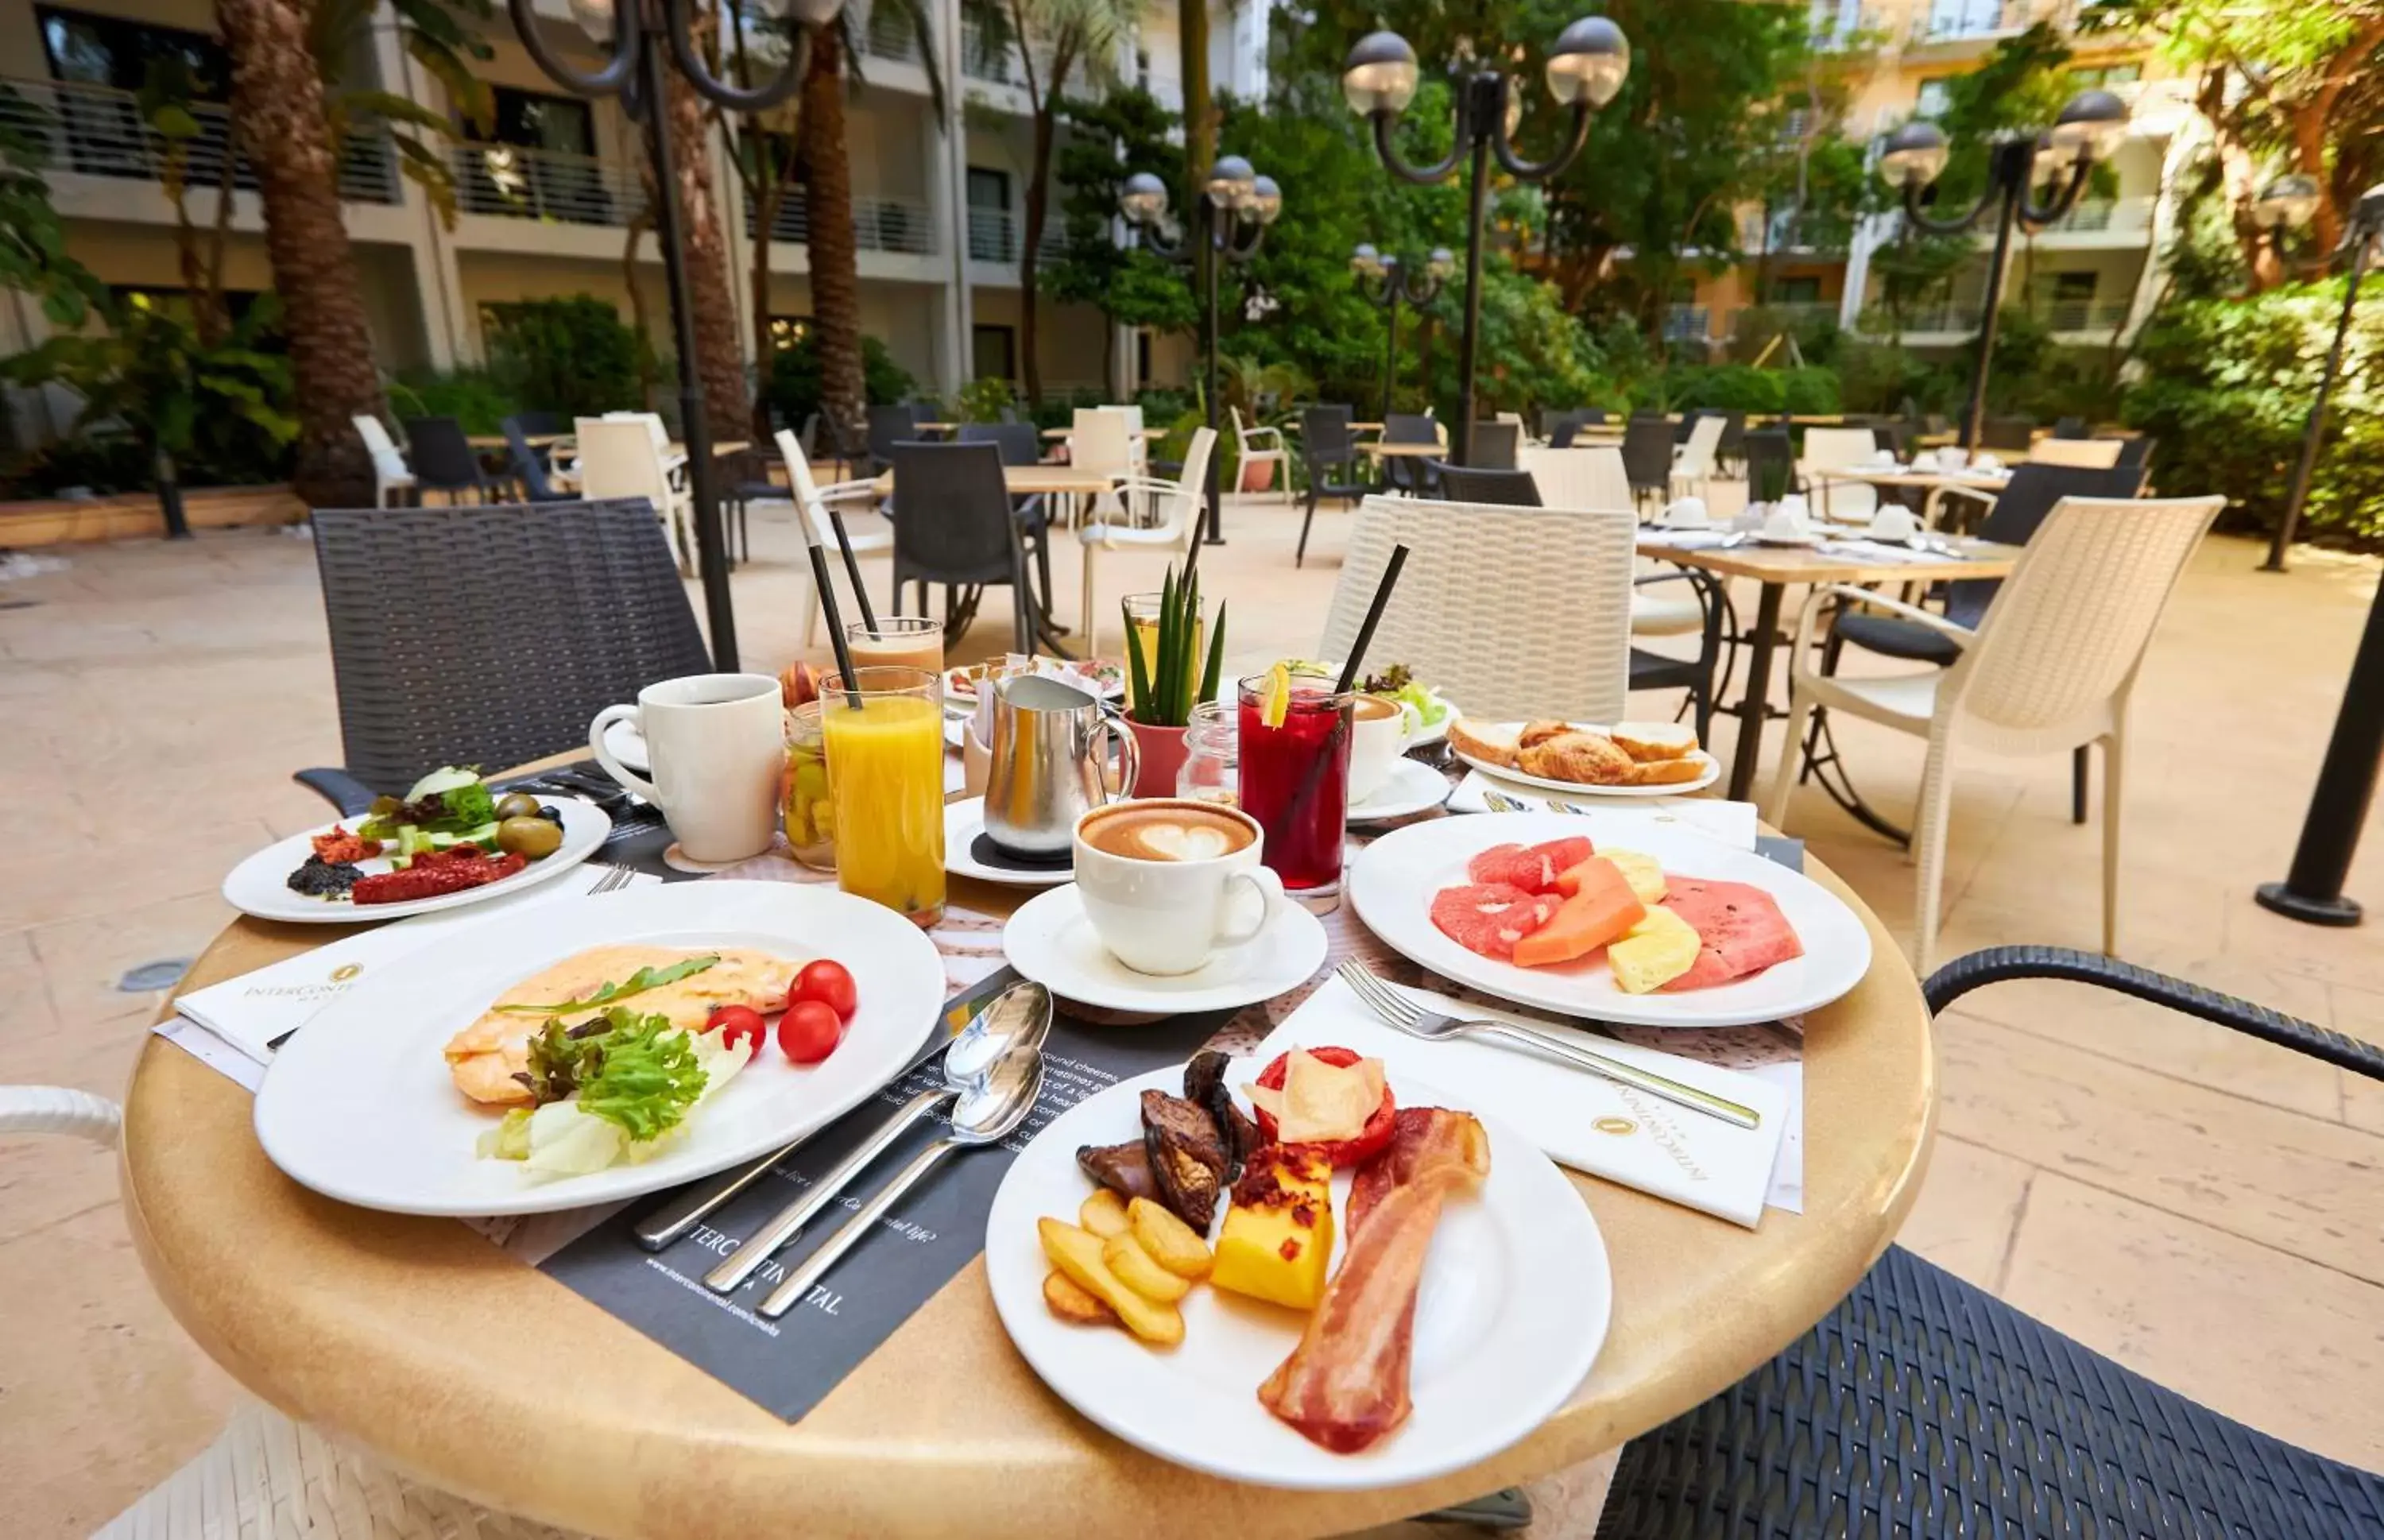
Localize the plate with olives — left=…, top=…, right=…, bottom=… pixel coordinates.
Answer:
left=222, top=792, right=612, bottom=923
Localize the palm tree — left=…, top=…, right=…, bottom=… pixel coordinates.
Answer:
left=659, top=11, right=750, bottom=435
left=1006, top=0, right=1140, bottom=403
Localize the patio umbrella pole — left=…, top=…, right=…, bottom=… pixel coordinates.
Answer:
left=2255, top=574, right=2384, bottom=927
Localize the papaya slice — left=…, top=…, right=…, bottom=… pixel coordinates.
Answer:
left=1511, top=857, right=1647, bottom=968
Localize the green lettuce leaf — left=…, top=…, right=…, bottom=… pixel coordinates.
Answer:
left=571, top=1009, right=707, bottom=1142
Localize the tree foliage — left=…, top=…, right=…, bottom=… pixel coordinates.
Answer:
left=1047, top=84, right=1198, bottom=381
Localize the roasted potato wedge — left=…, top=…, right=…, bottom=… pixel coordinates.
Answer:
left=1126, top=1196, right=1214, bottom=1280
left=1078, top=1188, right=1131, bottom=1239
left=1042, top=1268, right=1117, bottom=1326
left=1038, top=1218, right=1184, bottom=1345
left=1101, top=1232, right=1193, bottom=1302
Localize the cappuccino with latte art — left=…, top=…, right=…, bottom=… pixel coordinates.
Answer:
left=1079, top=800, right=1256, bottom=863
left=1070, top=797, right=1287, bottom=975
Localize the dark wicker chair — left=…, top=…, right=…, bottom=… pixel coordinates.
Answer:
left=1298, top=406, right=1371, bottom=568
left=2116, top=433, right=2155, bottom=470
left=401, top=416, right=492, bottom=503
left=295, top=498, right=712, bottom=813
left=865, top=403, right=924, bottom=474
left=1980, top=415, right=2038, bottom=452
left=1541, top=407, right=1606, bottom=446
left=1621, top=416, right=1677, bottom=511
left=957, top=421, right=1044, bottom=466
left=512, top=409, right=567, bottom=437
left=1467, top=421, right=1521, bottom=469
left=1742, top=428, right=1799, bottom=503
left=1381, top=412, right=1442, bottom=497
left=885, top=440, right=1042, bottom=649
left=1602, top=944, right=2384, bottom=1540
left=1628, top=567, right=1728, bottom=745
left=1432, top=463, right=1540, bottom=505
left=2052, top=414, right=2088, bottom=439
left=502, top=417, right=575, bottom=504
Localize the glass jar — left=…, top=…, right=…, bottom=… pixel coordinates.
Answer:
left=1176, top=699, right=1239, bottom=807
left=781, top=699, right=836, bottom=872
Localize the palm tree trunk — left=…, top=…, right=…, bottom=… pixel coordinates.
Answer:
left=215, top=0, right=382, bottom=507
left=659, top=30, right=749, bottom=435
left=801, top=29, right=866, bottom=437
left=1020, top=104, right=1055, bottom=404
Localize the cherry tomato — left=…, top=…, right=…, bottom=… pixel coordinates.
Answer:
left=791, top=958, right=859, bottom=1021
left=778, top=1000, right=845, bottom=1064
left=706, top=1003, right=768, bottom=1053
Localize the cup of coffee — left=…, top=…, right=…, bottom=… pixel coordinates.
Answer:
left=1867, top=505, right=1919, bottom=543
left=1662, top=496, right=1709, bottom=529
left=1761, top=502, right=1812, bottom=542
left=590, top=673, right=783, bottom=862
left=1935, top=446, right=1970, bottom=471
left=1073, top=799, right=1289, bottom=976
left=1346, top=695, right=1409, bottom=804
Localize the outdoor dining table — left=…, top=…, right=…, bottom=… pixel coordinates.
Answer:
left=1040, top=425, right=1154, bottom=439
left=122, top=749, right=1935, bottom=1539
left=464, top=431, right=568, bottom=450
left=1360, top=439, right=1445, bottom=459
left=1807, top=465, right=2011, bottom=526
left=1636, top=532, right=2024, bottom=800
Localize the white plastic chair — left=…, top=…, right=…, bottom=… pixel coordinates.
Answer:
left=2027, top=438, right=2126, bottom=469
left=1230, top=406, right=1291, bottom=503
left=772, top=428, right=892, bottom=651
left=1802, top=426, right=1883, bottom=523
left=1318, top=494, right=1633, bottom=725
left=1066, top=407, right=1136, bottom=526
left=1670, top=415, right=1725, bottom=500
left=1075, top=427, right=1215, bottom=658
left=575, top=416, right=695, bottom=575
left=1518, top=444, right=1629, bottom=511
left=351, top=416, right=415, bottom=509
left=1765, top=493, right=2224, bottom=973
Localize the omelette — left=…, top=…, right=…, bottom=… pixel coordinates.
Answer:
left=444, top=946, right=803, bottom=1106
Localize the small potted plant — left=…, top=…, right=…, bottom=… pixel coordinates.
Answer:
left=1120, top=563, right=1227, bottom=797
left=1750, top=455, right=1793, bottom=518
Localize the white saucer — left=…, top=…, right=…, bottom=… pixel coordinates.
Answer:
left=943, top=797, right=1074, bottom=887
left=1348, top=756, right=1452, bottom=823
left=1001, top=883, right=1328, bottom=1015
left=602, top=718, right=650, bottom=775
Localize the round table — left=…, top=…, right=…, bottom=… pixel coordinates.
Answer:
left=124, top=809, right=1935, bottom=1539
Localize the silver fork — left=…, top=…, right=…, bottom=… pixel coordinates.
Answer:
left=584, top=863, right=638, bottom=895
left=1335, top=962, right=1759, bottom=1129
left=1481, top=788, right=1535, bottom=813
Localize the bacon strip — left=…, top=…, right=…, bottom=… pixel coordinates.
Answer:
left=1257, top=1108, right=1490, bottom=1453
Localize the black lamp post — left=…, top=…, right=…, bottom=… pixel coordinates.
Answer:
left=508, top=0, right=842, bottom=669
left=1342, top=18, right=1628, bottom=467
left=1350, top=242, right=1453, bottom=421
left=1875, top=91, right=2129, bottom=453
left=1118, top=158, right=1282, bottom=545
left=2253, top=179, right=2384, bottom=929
left=2250, top=177, right=2384, bottom=575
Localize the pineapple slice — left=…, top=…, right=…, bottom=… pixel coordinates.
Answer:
left=1209, top=1146, right=1335, bottom=1312
left=1600, top=849, right=1669, bottom=906
left=1608, top=905, right=1702, bottom=993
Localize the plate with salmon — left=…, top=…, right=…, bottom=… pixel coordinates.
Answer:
left=254, top=880, right=945, bottom=1215
left=1346, top=811, right=1871, bottom=1028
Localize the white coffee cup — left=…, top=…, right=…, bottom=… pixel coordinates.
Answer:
left=1867, top=505, right=1919, bottom=543
left=590, top=673, right=783, bottom=862
left=1072, top=799, right=1290, bottom=976
left=1662, top=496, right=1709, bottom=529
left=1935, top=446, right=1970, bottom=471
left=1347, top=694, right=1409, bottom=804
left=1869, top=447, right=1898, bottom=466
left=1762, top=502, right=1812, bottom=541
left=1972, top=452, right=2003, bottom=473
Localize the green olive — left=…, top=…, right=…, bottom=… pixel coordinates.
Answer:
left=497, top=815, right=563, bottom=859
left=493, top=791, right=543, bottom=822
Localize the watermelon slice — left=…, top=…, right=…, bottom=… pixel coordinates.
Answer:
left=1658, top=877, right=1805, bottom=990
left=1465, top=837, right=1594, bottom=893
left=1431, top=883, right=1562, bottom=959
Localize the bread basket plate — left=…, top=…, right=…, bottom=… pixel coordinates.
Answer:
left=1449, top=720, right=1721, bottom=799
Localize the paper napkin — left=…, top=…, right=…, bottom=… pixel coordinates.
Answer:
left=1443, top=773, right=1761, bottom=850
left=176, top=867, right=660, bottom=1066
left=1253, top=977, right=1790, bottom=1228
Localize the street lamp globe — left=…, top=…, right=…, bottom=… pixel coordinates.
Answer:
left=566, top=0, right=614, bottom=43
left=2252, top=174, right=2321, bottom=231
left=2047, top=88, right=2128, bottom=165
left=1545, top=16, right=1629, bottom=108
left=1243, top=174, right=1283, bottom=225
left=1120, top=171, right=1169, bottom=225
left=1878, top=119, right=1949, bottom=190
left=1426, top=246, right=1456, bottom=280
left=1351, top=242, right=1384, bottom=277
left=2030, top=132, right=2074, bottom=184
left=1341, top=31, right=1420, bottom=118
left=1206, top=154, right=1256, bottom=208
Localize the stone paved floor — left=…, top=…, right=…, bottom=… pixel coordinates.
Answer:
left=2, top=496, right=2378, bottom=1536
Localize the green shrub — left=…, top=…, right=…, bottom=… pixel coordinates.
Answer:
left=387, top=366, right=520, bottom=435
left=483, top=296, right=651, bottom=419
left=2124, top=281, right=2384, bottom=546
left=1779, top=366, right=1842, bottom=416
left=764, top=334, right=916, bottom=431
left=1664, top=364, right=1786, bottom=413
left=954, top=377, right=1015, bottom=423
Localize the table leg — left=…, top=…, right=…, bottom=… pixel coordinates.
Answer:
left=1727, top=582, right=1784, bottom=801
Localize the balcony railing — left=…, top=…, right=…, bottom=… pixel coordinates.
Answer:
left=1861, top=300, right=1986, bottom=334
left=861, top=3, right=922, bottom=64
left=2038, top=195, right=2154, bottom=237
left=1728, top=300, right=1843, bottom=333
left=962, top=19, right=1016, bottom=83
left=1662, top=304, right=1713, bottom=342
left=749, top=191, right=938, bottom=255
left=1911, top=0, right=2070, bottom=43
left=2038, top=297, right=2132, bottom=332
left=2, top=74, right=399, bottom=204
left=450, top=141, right=642, bottom=226
left=966, top=206, right=1069, bottom=264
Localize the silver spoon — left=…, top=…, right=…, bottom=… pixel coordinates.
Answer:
left=677, top=981, right=1051, bottom=1276
left=758, top=1047, right=1046, bottom=1319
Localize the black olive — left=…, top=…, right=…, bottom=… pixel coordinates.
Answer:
left=536, top=804, right=564, bottom=826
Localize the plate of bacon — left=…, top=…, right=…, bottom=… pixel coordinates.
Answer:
left=221, top=797, right=610, bottom=923
left=985, top=1050, right=1610, bottom=1490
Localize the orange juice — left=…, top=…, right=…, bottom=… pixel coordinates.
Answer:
left=820, top=668, right=946, bottom=924
left=846, top=616, right=944, bottom=676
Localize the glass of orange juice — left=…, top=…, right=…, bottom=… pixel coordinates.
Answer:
left=844, top=616, right=944, bottom=676
left=819, top=665, right=946, bottom=925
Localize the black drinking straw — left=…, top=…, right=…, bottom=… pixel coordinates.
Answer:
left=826, top=503, right=880, bottom=635
left=799, top=493, right=865, bottom=709
left=1335, top=544, right=1410, bottom=695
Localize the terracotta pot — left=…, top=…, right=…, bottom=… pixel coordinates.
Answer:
left=1123, top=716, right=1189, bottom=799
left=1239, top=459, right=1276, bottom=493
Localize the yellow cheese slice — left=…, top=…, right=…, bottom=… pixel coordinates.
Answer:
left=1244, top=1050, right=1385, bottom=1143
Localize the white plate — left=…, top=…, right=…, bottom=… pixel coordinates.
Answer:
left=222, top=799, right=612, bottom=923
left=1450, top=725, right=1723, bottom=799
left=1348, top=757, right=1452, bottom=823
left=253, top=880, right=946, bottom=1215
left=944, top=798, right=1074, bottom=888
left=1001, top=884, right=1327, bottom=1015
left=985, top=1064, right=1610, bottom=1489
left=603, top=718, right=651, bottom=774
left=1752, top=531, right=1825, bottom=548
left=945, top=659, right=1124, bottom=705
left=1348, top=810, right=1871, bottom=1028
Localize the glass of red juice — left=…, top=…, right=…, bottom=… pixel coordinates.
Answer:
left=1237, top=671, right=1353, bottom=891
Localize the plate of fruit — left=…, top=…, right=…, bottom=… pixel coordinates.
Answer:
left=1345, top=811, right=1871, bottom=1028
left=985, top=1048, right=1608, bottom=1490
